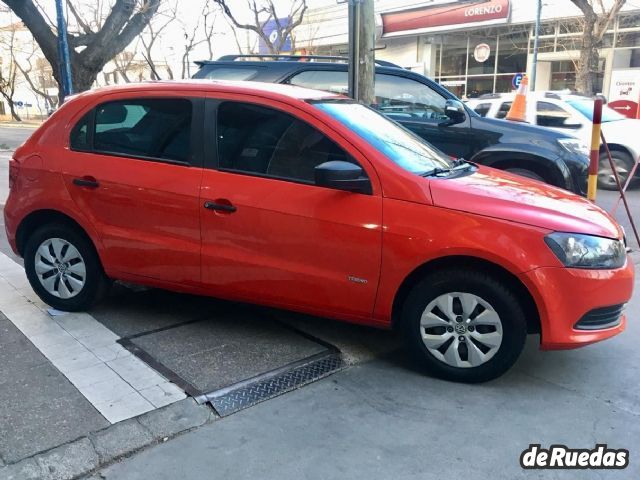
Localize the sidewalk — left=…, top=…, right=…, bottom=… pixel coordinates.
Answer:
left=0, top=247, right=398, bottom=480
left=0, top=121, right=41, bottom=129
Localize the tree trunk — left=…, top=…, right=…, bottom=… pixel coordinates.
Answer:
left=5, top=0, right=160, bottom=99
left=55, top=61, right=102, bottom=104
left=575, top=13, right=599, bottom=95
left=7, top=101, right=22, bottom=122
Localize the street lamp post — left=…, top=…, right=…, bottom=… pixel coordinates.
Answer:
left=347, top=0, right=361, bottom=100
left=530, top=0, right=542, bottom=92
left=55, top=0, right=73, bottom=99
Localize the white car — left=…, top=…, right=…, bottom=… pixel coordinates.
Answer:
left=466, top=92, right=640, bottom=189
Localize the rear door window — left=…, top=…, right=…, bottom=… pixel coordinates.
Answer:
left=90, top=98, right=193, bottom=163
left=536, top=101, right=579, bottom=128
left=496, top=101, right=512, bottom=119
left=473, top=103, right=492, bottom=117
left=216, top=101, right=358, bottom=184
left=288, top=70, right=448, bottom=122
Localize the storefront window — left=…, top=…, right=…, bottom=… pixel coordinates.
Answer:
left=535, top=22, right=557, bottom=53
left=495, top=74, right=517, bottom=93
left=438, top=78, right=465, bottom=98
left=550, top=59, right=605, bottom=92
left=467, top=36, right=496, bottom=75
left=439, top=35, right=468, bottom=77
left=466, top=75, right=494, bottom=98
left=617, top=31, right=640, bottom=48
left=497, top=31, right=528, bottom=74
left=618, top=13, right=640, bottom=29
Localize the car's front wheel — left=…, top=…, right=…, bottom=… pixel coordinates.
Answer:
left=402, top=269, right=527, bottom=383
left=598, top=150, right=635, bottom=190
left=24, top=224, right=110, bottom=311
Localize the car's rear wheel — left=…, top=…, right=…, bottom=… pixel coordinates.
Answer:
left=598, top=150, right=635, bottom=190
left=401, top=269, right=527, bottom=383
left=24, top=224, right=110, bottom=311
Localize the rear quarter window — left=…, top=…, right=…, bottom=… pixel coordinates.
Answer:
left=70, top=98, right=194, bottom=164
left=202, top=67, right=259, bottom=81
left=496, top=101, right=512, bottom=119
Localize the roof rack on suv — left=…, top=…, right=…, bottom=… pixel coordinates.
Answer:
left=205, top=54, right=402, bottom=68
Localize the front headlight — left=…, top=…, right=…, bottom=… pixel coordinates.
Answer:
left=558, top=138, right=589, bottom=157
left=545, top=232, right=626, bottom=269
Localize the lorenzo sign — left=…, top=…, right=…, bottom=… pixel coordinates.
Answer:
left=382, top=0, right=511, bottom=35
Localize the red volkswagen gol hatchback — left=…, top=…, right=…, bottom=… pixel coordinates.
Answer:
left=4, top=81, right=634, bottom=382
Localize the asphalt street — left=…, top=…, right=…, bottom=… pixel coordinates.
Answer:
left=0, top=124, right=638, bottom=479
left=0, top=125, right=35, bottom=150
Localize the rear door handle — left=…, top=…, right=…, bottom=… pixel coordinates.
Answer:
left=73, top=177, right=99, bottom=188
left=204, top=200, right=237, bottom=213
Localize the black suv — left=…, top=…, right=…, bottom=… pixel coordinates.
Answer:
left=193, top=55, right=589, bottom=195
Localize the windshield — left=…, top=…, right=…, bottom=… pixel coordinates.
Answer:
left=567, top=99, right=626, bottom=123
left=313, top=101, right=452, bottom=175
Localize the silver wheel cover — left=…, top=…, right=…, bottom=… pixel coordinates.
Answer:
left=420, top=292, right=503, bottom=368
left=34, top=238, right=86, bottom=299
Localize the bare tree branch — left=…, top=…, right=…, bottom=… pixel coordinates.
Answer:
left=568, top=0, right=626, bottom=94
left=2, top=0, right=161, bottom=98
left=213, top=0, right=307, bottom=54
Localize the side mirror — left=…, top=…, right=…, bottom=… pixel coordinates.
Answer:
left=314, top=161, right=372, bottom=194
left=440, top=99, right=466, bottom=126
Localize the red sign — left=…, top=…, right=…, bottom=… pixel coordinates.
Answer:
left=382, top=0, right=511, bottom=35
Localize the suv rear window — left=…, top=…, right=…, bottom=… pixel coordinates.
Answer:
left=71, top=98, right=193, bottom=163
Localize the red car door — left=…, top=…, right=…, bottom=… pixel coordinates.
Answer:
left=199, top=98, right=382, bottom=321
left=60, top=95, right=204, bottom=286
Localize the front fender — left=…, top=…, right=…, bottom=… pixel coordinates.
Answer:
left=470, top=143, right=571, bottom=189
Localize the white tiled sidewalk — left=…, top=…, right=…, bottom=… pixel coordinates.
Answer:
left=0, top=252, right=185, bottom=423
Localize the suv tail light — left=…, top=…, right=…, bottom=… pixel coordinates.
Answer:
left=9, top=159, right=19, bottom=189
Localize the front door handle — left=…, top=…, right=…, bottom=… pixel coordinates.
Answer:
left=72, top=177, right=99, bottom=188
left=204, top=200, right=237, bottom=213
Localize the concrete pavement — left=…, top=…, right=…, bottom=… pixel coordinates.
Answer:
left=0, top=125, right=36, bottom=151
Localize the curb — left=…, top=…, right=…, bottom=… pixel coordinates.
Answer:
left=0, top=123, right=40, bottom=129
left=0, top=399, right=216, bottom=480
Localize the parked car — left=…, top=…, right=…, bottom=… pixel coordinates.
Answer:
left=193, top=55, right=590, bottom=195
left=467, top=91, right=640, bottom=190
left=4, top=81, right=633, bottom=383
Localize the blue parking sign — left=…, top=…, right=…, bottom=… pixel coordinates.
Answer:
left=512, top=73, right=524, bottom=90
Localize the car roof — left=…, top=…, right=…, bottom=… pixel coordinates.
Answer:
left=72, top=79, right=344, bottom=103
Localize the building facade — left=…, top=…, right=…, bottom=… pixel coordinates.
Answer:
left=294, top=0, right=640, bottom=109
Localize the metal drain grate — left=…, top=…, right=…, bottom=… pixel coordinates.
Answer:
left=202, top=353, right=344, bottom=416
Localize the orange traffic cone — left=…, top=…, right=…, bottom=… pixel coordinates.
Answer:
left=506, top=75, right=529, bottom=122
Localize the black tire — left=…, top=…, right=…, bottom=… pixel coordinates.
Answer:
left=401, top=269, right=527, bottom=383
left=598, top=150, right=635, bottom=191
left=24, top=224, right=110, bottom=311
left=505, top=167, right=545, bottom=182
